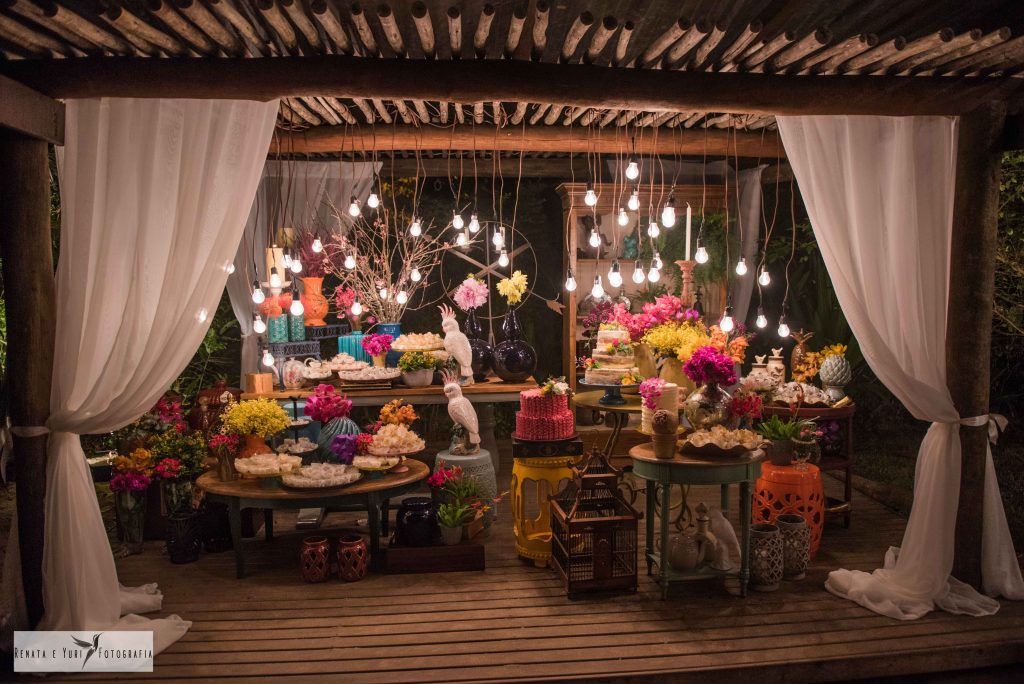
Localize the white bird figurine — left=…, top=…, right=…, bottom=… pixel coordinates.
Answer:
left=439, top=303, right=474, bottom=385
left=442, top=369, right=480, bottom=455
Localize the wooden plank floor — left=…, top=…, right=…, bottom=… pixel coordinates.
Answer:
left=63, top=460, right=1024, bottom=683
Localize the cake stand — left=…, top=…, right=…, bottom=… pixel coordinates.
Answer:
left=577, top=380, right=639, bottom=406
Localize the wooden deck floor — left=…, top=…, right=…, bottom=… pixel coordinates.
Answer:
left=77, top=462, right=1024, bottom=683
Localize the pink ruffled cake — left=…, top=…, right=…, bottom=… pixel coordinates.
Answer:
left=515, top=389, right=575, bottom=441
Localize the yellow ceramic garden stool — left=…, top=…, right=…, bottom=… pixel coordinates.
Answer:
left=511, top=437, right=583, bottom=567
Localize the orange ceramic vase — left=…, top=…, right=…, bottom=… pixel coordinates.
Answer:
left=237, top=434, right=269, bottom=459
left=301, top=277, right=329, bottom=327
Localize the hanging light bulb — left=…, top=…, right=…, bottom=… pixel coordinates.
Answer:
left=366, top=190, right=380, bottom=209
left=584, top=182, right=598, bottom=207
left=564, top=268, right=577, bottom=292
left=347, top=195, right=361, bottom=217
left=647, top=263, right=661, bottom=282
left=409, top=217, right=422, bottom=237
left=694, top=243, right=709, bottom=264
left=311, top=236, right=323, bottom=253
left=224, top=261, right=236, bottom=274
left=379, top=287, right=389, bottom=300
left=498, top=249, right=509, bottom=267
left=591, top=275, right=605, bottom=299
left=290, top=257, right=302, bottom=274
left=282, top=251, right=293, bottom=269
left=452, top=211, right=464, bottom=230
left=396, top=290, right=409, bottom=305
left=262, top=349, right=275, bottom=367
left=735, top=258, right=748, bottom=276
left=290, top=293, right=304, bottom=317
left=468, top=214, right=480, bottom=233
left=755, top=307, right=768, bottom=329
left=617, top=207, right=629, bottom=227
left=628, top=188, right=640, bottom=211
left=350, top=297, right=363, bottom=316
left=720, top=306, right=735, bottom=334
left=647, top=217, right=660, bottom=238
left=344, top=253, right=356, bottom=269
left=251, top=281, right=265, bottom=304
left=631, top=259, right=645, bottom=284
left=269, top=267, right=282, bottom=289
left=661, top=197, right=677, bottom=228
left=410, top=267, right=422, bottom=282
left=456, top=231, right=468, bottom=247
left=608, top=260, right=623, bottom=288
left=588, top=228, right=601, bottom=248
left=253, top=313, right=267, bottom=335
left=625, top=158, right=640, bottom=181
left=653, top=251, right=663, bottom=270
left=758, top=268, right=771, bottom=287
left=492, top=228, right=504, bottom=249
left=777, top=315, right=791, bottom=338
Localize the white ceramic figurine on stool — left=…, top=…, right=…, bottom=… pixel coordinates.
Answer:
left=443, top=368, right=481, bottom=455
left=439, top=304, right=474, bottom=385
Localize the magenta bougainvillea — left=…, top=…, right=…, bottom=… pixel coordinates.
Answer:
left=361, top=333, right=393, bottom=357
left=303, top=384, right=354, bottom=423
left=683, top=345, right=737, bottom=387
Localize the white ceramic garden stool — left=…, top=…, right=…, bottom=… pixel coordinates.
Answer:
left=434, top=449, right=498, bottom=522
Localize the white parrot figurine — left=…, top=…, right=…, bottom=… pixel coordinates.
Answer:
left=442, top=369, right=480, bottom=455
left=439, top=304, right=474, bottom=385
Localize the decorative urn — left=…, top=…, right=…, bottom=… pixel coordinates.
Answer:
left=819, top=354, right=852, bottom=401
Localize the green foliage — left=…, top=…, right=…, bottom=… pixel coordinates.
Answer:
left=150, top=429, right=207, bottom=478
left=171, top=291, right=240, bottom=404
left=756, top=414, right=814, bottom=441
left=994, top=152, right=1024, bottom=408
left=397, top=351, right=437, bottom=372
left=436, top=501, right=475, bottom=527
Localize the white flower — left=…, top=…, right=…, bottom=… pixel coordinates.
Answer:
left=553, top=382, right=569, bottom=395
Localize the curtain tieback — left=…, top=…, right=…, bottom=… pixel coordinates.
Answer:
left=0, top=422, right=50, bottom=483
left=955, top=414, right=1008, bottom=445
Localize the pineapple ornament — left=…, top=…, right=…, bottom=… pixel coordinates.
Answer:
left=819, top=347, right=852, bottom=402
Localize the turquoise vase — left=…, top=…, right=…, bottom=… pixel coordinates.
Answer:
left=338, top=332, right=370, bottom=363
left=268, top=315, right=288, bottom=343
left=288, top=314, right=305, bottom=341
left=317, top=416, right=361, bottom=461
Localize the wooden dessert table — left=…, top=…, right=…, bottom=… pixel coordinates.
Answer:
left=630, top=443, right=765, bottom=598
left=197, top=460, right=429, bottom=578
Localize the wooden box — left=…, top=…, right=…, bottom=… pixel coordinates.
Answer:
left=244, top=372, right=274, bottom=395
left=382, top=541, right=485, bottom=574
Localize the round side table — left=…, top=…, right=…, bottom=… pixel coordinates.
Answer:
left=753, top=462, right=825, bottom=558
left=511, top=455, right=576, bottom=567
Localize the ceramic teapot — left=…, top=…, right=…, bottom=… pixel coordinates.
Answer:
left=302, top=357, right=333, bottom=380
left=282, top=357, right=306, bottom=390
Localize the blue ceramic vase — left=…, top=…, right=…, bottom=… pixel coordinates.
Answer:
left=464, top=308, right=493, bottom=381
left=493, top=308, right=536, bottom=383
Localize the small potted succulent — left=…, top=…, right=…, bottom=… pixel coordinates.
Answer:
left=436, top=501, right=474, bottom=545
left=398, top=351, right=437, bottom=387
left=756, top=415, right=817, bottom=466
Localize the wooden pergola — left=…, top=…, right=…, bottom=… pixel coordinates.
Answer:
left=0, top=0, right=1022, bottom=641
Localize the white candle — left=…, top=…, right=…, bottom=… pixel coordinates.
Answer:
left=685, top=203, right=692, bottom=260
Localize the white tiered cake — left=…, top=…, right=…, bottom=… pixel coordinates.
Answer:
left=584, top=325, right=639, bottom=385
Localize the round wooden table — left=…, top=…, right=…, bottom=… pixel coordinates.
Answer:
left=573, top=390, right=644, bottom=459
left=630, top=443, right=765, bottom=598
left=198, top=460, right=429, bottom=578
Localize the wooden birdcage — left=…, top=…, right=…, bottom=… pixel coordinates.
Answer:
left=550, top=448, right=638, bottom=595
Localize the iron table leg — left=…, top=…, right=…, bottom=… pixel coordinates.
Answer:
left=720, top=483, right=729, bottom=514
left=381, top=498, right=390, bottom=537
left=229, top=498, right=244, bottom=579
left=602, top=411, right=628, bottom=459
left=367, top=493, right=382, bottom=571
left=645, top=481, right=656, bottom=576
left=740, top=480, right=752, bottom=597
left=264, top=509, right=274, bottom=541
left=659, top=482, right=671, bottom=600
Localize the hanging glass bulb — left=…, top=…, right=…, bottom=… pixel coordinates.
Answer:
left=262, top=349, right=275, bottom=367
left=410, top=267, right=422, bottom=282
left=777, top=316, right=791, bottom=338
left=468, top=214, right=480, bottom=233
left=758, top=268, right=771, bottom=287
left=396, top=290, right=409, bottom=305
left=290, top=294, right=304, bottom=317
left=498, top=249, right=509, bottom=267
left=492, top=228, right=504, bottom=249
left=647, top=217, right=660, bottom=238
left=591, top=275, right=605, bottom=299
left=647, top=262, right=661, bottom=282
left=379, top=287, right=389, bottom=300
left=720, top=306, right=735, bottom=333
left=617, top=207, right=629, bottom=227
left=347, top=195, right=361, bottom=217
left=584, top=182, right=598, bottom=207
left=452, top=211, right=464, bottom=230
left=409, top=217, right=422, bottom=237
left=282, top=251, right=293, bottom=269
left=224, top=261, right=236, bottom=274
left=253, top=313, right=267, bottom=335
left=269, top=267, right=282, bottom=289
left=456, top=231, right=468, bottom=247
left=694, top=243, right=709, bottom=264
left=631, top=259, right=645, bottom=284
left=564, top=268, right=577, bottom=292
left=350, top=297, right=363, bottom=316
left=653, top=251, right=663, bottom=270
left=608, top=260, right=623, bottom=288
left=588, top=228, right=602, bottom=248
left=628, top=188, right=640, bottom=211
left=735, top=258, right=748, bottom=276
left=755, top=307, right=768, bottom=329
left=625, top=158, right=640, bottom=181
left=290, top=257, right=302, bottom=274
left=344, top=253, right=356, bottom=269
left=366, top=191, right=380, bottom=209
left=251, top=281, right=265, bottom=304
left=661, top=197, right=677, bottom=228
left=311, top=236, right=323, bottom=253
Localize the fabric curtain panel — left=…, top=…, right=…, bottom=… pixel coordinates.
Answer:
left=731, top=164, right=767, bottom=325
left=2, top=98, right=278, bottom=652
left=777, top=115, right=1024, bottom=620
left=227, top=160, right=379, bottom=375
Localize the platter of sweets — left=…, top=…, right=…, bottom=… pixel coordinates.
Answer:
left=234, top=452, right=303, bottom=477
left=337, top=366, right=401, bottom=383
left=352, top=454, right=404, bottom=472
left=281, top=462, right=362, bottom=489
left=770, top=382, right=833, bottom=408
left=366, top=424, right=425, bottom=456
left=391, top=332, right=444, bottom=351
left=681, top=426, right=765, bottom=458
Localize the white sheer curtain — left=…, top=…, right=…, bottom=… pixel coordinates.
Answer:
left=732, top=164, right=767, bottom=324
left=227, top=160, right=379, bottom=374
left=3, top=98, right=278, bottom=652
left=778, top=115, right=1024, bottom=620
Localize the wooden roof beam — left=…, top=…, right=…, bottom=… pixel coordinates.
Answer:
left=0, top=73, right=64, bottom=144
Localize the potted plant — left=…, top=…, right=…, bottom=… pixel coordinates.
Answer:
left=756, top=414, right=817, bottom=466
left=151, top=428, right=207, bottom=515
left=398, top=351, right=437, bottom=387
left=110, top=448, right=154, bottom=557
left=219, top=397, right=290, bottom=459
left=208, top=433, right=240, bottom=481
left=361, top=333, right=393, bottom=368
left=436, top=501, right=474, bottom=545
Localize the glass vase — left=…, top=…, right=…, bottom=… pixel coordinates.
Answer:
left=681, top=383, right=731, bottom=430
left=162, top=479, right=194, bottom=516
left=115, top=489, right=147, bottom=557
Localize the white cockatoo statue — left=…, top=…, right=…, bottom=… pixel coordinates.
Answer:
left=439, top=303, right=474, bottom=385
left=442, top=369, right=480, bottom=455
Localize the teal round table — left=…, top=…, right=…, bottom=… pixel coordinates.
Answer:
left=629, top=443, right=765, bottom=598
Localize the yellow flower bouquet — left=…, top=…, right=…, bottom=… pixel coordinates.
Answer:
left=496, top=270, right=528, bottom=305
left=220, top=398, right=290, bottom=438
left=642, top=322, right=711, bottom=362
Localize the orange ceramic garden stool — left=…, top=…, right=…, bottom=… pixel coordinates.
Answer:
left=753, top=463, right=825, bottom=558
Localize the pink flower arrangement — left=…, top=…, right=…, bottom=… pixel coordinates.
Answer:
left=361, top=333, right=393, bottom=357
left=454, top=277, right=489, bottom=311
left=154, top=458, right=182, bottom=480
left=428, top=463, right=463, bottom=489
left=304, top=384, right=354, bottom=423
left=334, top=286, right=356, bottom=312
left=683, top=345, right=737, bottom=387
left=208, top=433, right=239, bottom=455
left=110, top=472, right=152, bottom=493
left=639, top=377, right=667, bottom=410
left=730, top=393, right=763, bottom=420
left=607, top=295, right=692, bottom=341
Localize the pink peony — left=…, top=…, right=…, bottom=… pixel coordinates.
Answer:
left=361, top=333, right=393, bottom=357
left=454, top=277, right=489, bottom=311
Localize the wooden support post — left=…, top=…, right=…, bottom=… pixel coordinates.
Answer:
left=948, top=101, right=1006, bottom=589
left=0, top=132, right=56, bottom=627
